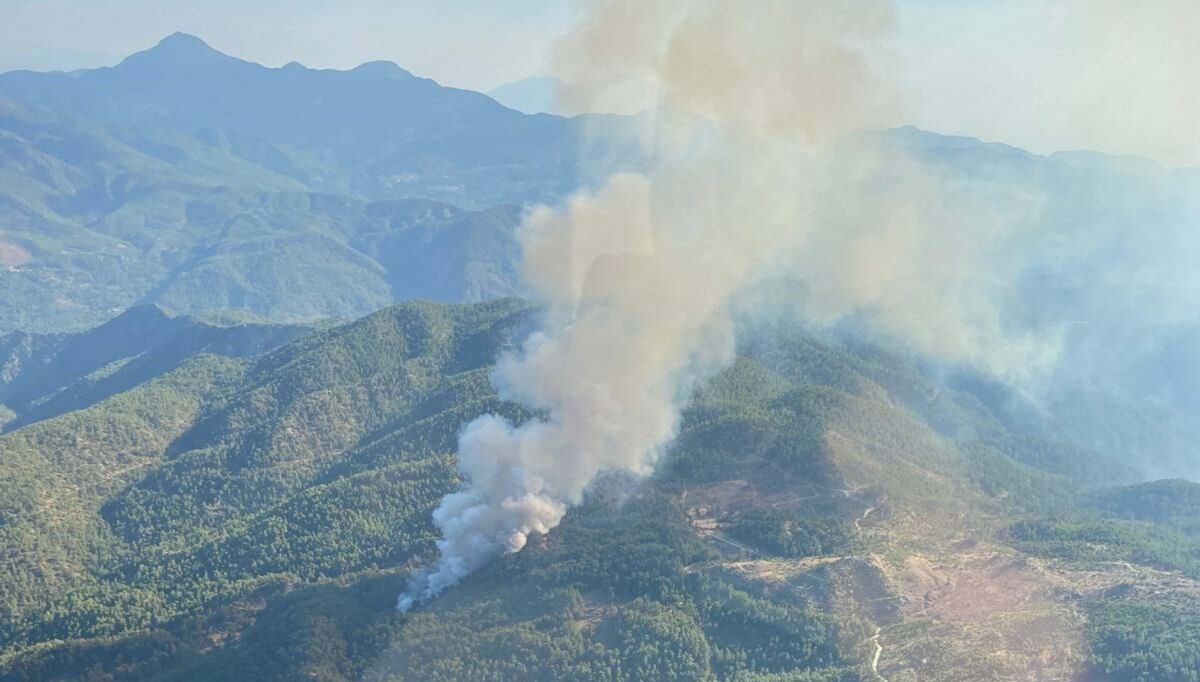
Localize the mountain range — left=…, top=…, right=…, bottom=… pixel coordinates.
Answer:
left=3, top=33, right=1196, bottom=349
left=1, top=34, right=1198, bottom=682
left=0, top=34, right=647, bottom=334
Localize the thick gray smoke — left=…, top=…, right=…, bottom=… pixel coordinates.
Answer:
left=399, top=0, right=1200, bottom=610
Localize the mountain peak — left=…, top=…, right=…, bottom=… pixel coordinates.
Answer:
left=349, top=60, right=414, bottom=79
left=158, top=32, right=211, bottom=49
left=116, top=33, right=241, bottom=71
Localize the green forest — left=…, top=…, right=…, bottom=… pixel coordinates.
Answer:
left=1, top=299, right=1197, bottom=680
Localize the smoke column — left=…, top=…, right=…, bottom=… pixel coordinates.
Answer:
left=397, top=0, right=899, bottom=610
left=398, top=0, right=1200, bottom=610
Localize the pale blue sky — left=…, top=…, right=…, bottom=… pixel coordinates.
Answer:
left=1, top=0, right=1195, bottom=165
left=0, top=0, right=577, bottom=90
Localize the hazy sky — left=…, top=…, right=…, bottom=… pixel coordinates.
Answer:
left=1, top=0, right=1195, bottom=166
left=0, top=0, right=577, bottom=90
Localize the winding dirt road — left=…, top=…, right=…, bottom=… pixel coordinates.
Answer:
left=869, top=627, right=887, bottom=681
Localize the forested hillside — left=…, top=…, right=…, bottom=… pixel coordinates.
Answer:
left=0, top=34, right=648, bottom=333
left=1, top=299, right=1197, bottom=681
left=0, top=303, right=308, bottom=430
left=0, top=179, right=529, bottom=333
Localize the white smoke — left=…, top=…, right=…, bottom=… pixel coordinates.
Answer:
left=399, top=0, right=1200, bottom=610
left=398, top=0, right=901, bottom=610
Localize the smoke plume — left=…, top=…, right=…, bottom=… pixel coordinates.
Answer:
left=398, top=0, right=900, bottom=610
left=399, top=0, right=1200, bottom=610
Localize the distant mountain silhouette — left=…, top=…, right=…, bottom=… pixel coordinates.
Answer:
left=1, top=33, right=641, bottom=206
left=0, top=35, right=654, bottom=333
left=0, top=35, right=1193, bottom=345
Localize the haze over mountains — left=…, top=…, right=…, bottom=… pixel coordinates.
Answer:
left=0, top=33, right=645, bottom=333
left=1, top=33, right=1196, bottom=480
left=2, top=32, right=1194, bottom=346
left=2, top=35, right=1196, bottom=485
left=487, top=75, right=658, bottom=116
left=2, top=32, right=612, bottom=205
left=1, top=30, right=1199, bottom=682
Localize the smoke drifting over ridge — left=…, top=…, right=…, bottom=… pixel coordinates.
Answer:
left=398, top=0, right=900, bottom=610
left=399, top=0, right=1200, bottom=609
